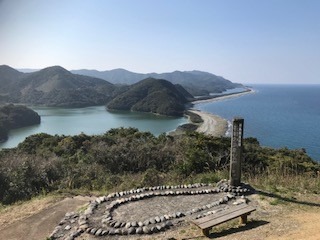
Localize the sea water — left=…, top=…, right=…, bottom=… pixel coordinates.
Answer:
left=196, top=84, right=320, bottom=161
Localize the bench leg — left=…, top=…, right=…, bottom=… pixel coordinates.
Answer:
left=240, top=214, right=248, bottom=224
left=202, top=228, right=210, bottom=237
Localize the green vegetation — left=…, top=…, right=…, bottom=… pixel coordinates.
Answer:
left=0, top=65, right=116, bottom=107
left=71, top=68, right=242, bottom=96
left=0, top=128, right=318, bottom=205
left=0, top=104, right=40, bottom=142
left=107, top=78, right=192, bottom=116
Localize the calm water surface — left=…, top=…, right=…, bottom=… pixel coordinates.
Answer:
left=197, top=84, right=320, bottom=161
left=0, top=106, right=187, bottom=148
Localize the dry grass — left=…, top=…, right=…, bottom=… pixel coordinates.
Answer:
left=0, top=194, right=62, bottom=229
left=245, top=172, right=320, bottom=195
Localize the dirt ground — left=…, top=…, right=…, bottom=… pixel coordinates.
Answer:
left=0, top=195, right=93, bottom=240
left=0, top=191, right=319, bottom=240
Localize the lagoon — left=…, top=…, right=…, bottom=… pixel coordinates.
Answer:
left=0, top=106, right=187, bottom=149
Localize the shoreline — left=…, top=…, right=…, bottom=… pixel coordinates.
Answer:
left=192, top=88, right=254, bottom=104
left=186, top=109, right=228, bottom=137
left=185, top=89, right=254, bottom=136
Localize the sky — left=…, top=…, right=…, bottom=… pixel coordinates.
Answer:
left=0, top=0, right=319, bottom=84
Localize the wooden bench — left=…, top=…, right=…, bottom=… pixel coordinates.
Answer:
left=191, top=203, right=256, bottom=237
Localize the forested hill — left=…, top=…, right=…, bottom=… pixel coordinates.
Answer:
left=0, top=65, right=116, bottom=107
left=107, top=78, right=193, bottom=116
left=0, top=104, right=40, bottom=142
left=71, top=68, right=242, bottom=96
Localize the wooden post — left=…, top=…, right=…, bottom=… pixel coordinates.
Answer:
left=240, top=214, right=248, bottom=224
left=202, top=228, right=210, bottom=237
left=230, top=118, right=244, bottom=186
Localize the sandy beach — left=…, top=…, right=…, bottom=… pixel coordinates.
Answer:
left=188, top=89, right=254, bottom=136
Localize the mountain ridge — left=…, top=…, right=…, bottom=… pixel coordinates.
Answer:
left=71, top=68, right=242, bottom=96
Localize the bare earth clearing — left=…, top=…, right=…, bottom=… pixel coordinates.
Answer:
left=0, top=191, right=319, bottom=240
left=0, top=195, right=94, bottom=240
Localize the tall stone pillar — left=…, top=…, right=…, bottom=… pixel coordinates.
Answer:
left=230, top=118, right=244, bottom=186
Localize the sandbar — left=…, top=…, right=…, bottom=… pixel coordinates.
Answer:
left=187, top=109, right=228, bottom=137
left=188, top=89, right=254, bottom=136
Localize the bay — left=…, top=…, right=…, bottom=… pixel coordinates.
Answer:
left=0, top=106, right=187, bottom=149
left=196, top=84, right=320, bottom=161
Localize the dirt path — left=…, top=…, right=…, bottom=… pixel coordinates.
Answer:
left=0, top=192, right=319, bottom=240
left=0, top=196, right=93, bottom=240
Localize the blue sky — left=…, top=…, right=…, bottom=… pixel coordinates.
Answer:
left=0, top=0, right=319, bottom=84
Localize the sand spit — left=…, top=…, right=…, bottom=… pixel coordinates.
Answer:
left=187, top=89, right=254, bottom=136
left=188, top=109, right=228, bottom=137
left=192, top=88, right=254, bottom=105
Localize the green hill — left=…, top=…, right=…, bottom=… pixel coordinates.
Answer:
left=0, top=104, right=40, bottom=142
left=0, top=65, right=116, bottom=107
left=107, top=78, right=192, bottom=116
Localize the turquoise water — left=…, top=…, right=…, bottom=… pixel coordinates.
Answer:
left=197, top=84, right=320, bottom=161
left=0, top=106, right=187, bottom=149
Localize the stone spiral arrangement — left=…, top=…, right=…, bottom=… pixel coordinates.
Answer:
left=49, top=181, right=254, bottom=239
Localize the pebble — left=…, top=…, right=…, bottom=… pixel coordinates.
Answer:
left=64, top=225, right=71, bottom=231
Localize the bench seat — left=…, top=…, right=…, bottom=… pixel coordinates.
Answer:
left=192, top=203, right=256, bottom=236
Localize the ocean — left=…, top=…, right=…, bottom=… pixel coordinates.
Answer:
left=196, top=84, right=320, bottom=162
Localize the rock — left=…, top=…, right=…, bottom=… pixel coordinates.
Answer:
left=138, top=221, right=143, bottom=227
left=121, top=228, right=128, bottom=235
left=114, top=221, right=121, bottom=228
left=150, top=226, right=157, bottom=233
left=176, top=212, right=183, bottom=218
left=166, top=221, right=173, bottom=227
left=95, top=229, right=103, bottom=236
left=143, top=219, right=150, bottom=226
left=109, top=220, right=117, bottom=227
left=90, top=228, right=97, bottom=234
left=125, top=222, right=131, bottom=228
left=143, top=226, right=150, bottom=234
left=102, top=230, right=109, bottom=235
left=79, top=224, right=88, bottom=230
left=131, top=221, right=138, bottom=227
left=128, top=227, right=136, bottom=235
left=155, top=216, right=161, bottom=223
left=59, top=219, right=66, bottom=225
left=136, top=227, right=143, bottom=234
left=64, top=225, right=71, bottom=231
left=160, top=216, right=165, bottom=222
left=114, top=229, right=121, bottom=235
left=65, top=212, right=75, bottom=219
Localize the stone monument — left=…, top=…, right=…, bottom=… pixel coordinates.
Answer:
left=230, top=117, right=244, bottom=186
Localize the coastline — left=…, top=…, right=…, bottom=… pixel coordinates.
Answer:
left=192, top=88, right=254, bottom=104
left=186, top=89, right=254, bottom=136
left=187, top=109, right=228, bottom=137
